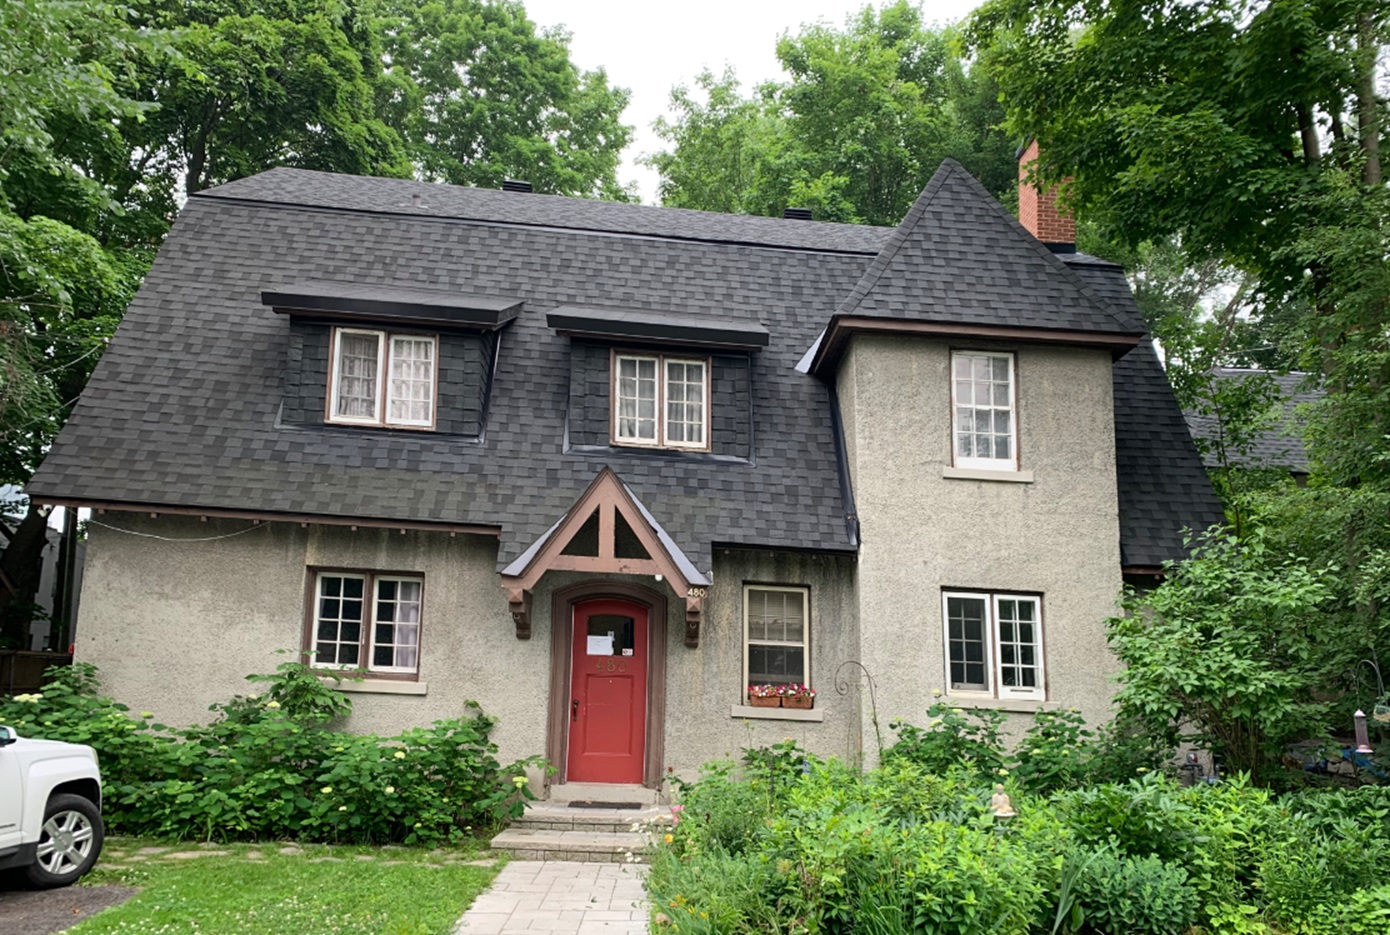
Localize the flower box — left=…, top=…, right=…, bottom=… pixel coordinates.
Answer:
left=782, top=695, right=815, bottom=710
left=748, top=695, right=782, bottom=708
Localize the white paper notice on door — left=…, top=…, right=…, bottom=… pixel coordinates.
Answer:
left=587, top=634, right=614, bottom=656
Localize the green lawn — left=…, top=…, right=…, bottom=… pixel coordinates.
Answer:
left=70, top=837, right=501, bottom=935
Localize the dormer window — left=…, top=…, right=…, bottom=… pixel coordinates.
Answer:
left=612, top=352, right=709, bottom=450
left=328, top=327, right=437, bottom=429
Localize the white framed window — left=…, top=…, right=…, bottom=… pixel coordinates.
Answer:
left=612, top=352, right=709, bottom=450
left=941, top=591, right=1044, bottom=701
left=329, top=327, right=437, bottom=429
left=743, top=585, right=809, bottom=688
left=310, top=571, right=423, bottom=677
left=951, top=351, right=1016, bottom=469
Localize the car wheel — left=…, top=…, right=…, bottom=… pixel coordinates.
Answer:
left=24, top=793, right=104, bottom=889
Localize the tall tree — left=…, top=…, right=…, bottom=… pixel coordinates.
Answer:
left=377, top=0, right=633, bottom=198
left=646, top=2, right=1016, bottom=223
left=120, top=0, right=412, bottom=200
left=966, top=0, right=1388, bottom=483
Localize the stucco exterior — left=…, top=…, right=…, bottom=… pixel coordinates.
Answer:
left=837, top=335, right=1124, bottom=750
left=77, top=516, right=549, bottom=766
left=77, top=516, right=860, bottom=782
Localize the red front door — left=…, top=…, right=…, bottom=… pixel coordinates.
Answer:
left=567, top=599, right=648, bottom=784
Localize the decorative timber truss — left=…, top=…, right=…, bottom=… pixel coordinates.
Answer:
left=498, top=468, right=711, bottom=646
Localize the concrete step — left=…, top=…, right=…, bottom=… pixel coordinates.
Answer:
left=546, top=781, right=659, bottom=806
left=513, top=802, right=668, bottom=834
left=489, top=827, right=652, bottom=863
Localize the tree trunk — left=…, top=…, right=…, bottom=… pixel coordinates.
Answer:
left=1355, top=13, right=1382, bottom=186
left=0, top=504, right=50, bottom=648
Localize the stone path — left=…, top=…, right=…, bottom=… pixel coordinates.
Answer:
left=452, top=861, right=648, bottom=935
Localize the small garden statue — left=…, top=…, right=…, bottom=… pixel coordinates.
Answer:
left=989, top=784, right=1017, bottom=818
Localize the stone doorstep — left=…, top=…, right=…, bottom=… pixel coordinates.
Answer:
left=513, top=803, right=669, bottom=834
left=489, top=828, right=651, bottom=864
left=546, top=782, right=659, bottom=806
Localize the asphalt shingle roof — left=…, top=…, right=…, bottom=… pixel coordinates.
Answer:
left=1184, top=369, right=1323, bottom=473
left=29, top=165, right=1218, bottom=572
left=837, top=160, right=1139, bottom=336
left=1063, top=257, right=1227, bottom=565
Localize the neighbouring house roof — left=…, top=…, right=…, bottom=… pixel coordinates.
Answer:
left=27, top=162, right=1219, bottom=573
left=1184, top=368, right=1323, bottom=474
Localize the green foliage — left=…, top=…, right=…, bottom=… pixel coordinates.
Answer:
left=1334, top=885, right=1390, bottom=935
left=1107, top=530, right=1336, bottom=782
left=884, top=699, right=1007, bottom=777
left=1012, top=708, right=1094, bottom=794
left=653, top=747, right=1390, bottom=935
left=0, top=662, right=533, bottom=844
left=646, top=2, right=1017, bottom=223
left=1259, top=816, right=1389, bottom=933
left=377, top=0, right=632, bottom=198
left=1072, top=850, right=1200, bottom=935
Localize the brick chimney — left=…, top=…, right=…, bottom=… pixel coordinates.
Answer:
left=1017, top=139, right=1075, bottom=250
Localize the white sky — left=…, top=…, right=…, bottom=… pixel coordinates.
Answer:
left=523, top=0, right=984, bottom=203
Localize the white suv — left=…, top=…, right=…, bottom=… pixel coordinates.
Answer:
left=0, top=725, right=105, bottom=887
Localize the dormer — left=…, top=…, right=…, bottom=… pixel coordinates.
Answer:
left=263, top=282, right=521, bottom=438
left=547, top=304, right=769, bottom=461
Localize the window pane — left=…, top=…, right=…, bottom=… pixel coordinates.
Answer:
left=616, top=356, right=658, bottom=441
left=386, top=337, right=435, bottom=425
left=746, top=589, right=807, bottom=686
left=335, top=332, right=380, bottom=419
left=314, top=575, right=365, bottom=668
left=749, top=644, right=805, bottom=684
left=370, top=577, right=422, bottom=671
left=952, top=354, right=1014, bottom=465
left=946, top=596, right=989, bottom=690
left=996, top=598, right=1041, bottom=694
left=664, top=360, right=705, bottom=447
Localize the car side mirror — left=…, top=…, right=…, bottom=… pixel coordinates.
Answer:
left=0, top=726, right=16, bottom=746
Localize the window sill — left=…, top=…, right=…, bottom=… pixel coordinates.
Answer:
left=730, top=704, right=824, bottom=722
left=322, top=678, right=427, bottom=696
left=942, top=466, right=1034, bottom=483
left=944, top=696, right=1056, bottom=714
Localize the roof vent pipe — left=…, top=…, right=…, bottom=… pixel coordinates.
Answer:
left=783, top=207, right=814, bottom=221
left=502, top=179, right=534, bottom=193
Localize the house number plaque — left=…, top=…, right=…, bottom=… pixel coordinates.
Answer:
left=595, top=660, right=628, bottom=673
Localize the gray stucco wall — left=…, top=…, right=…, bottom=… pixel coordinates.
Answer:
left=77, top=517, right=860, bottom=782
left=837, top=335, right=1124, bottom=749
left=75, top=516, right=547, bottom=766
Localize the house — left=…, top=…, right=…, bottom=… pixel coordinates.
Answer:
left=26, top=154, right=1221, bottom=787
left=1184, top=368, right=1323, bottom=480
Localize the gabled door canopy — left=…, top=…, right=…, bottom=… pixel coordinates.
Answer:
left=499, top=468, right=710, bottom=646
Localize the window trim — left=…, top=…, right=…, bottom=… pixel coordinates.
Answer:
left=609, top=349, right=712, bottom=452
left=742, top=584, right=811, bottom=694
left=940, top=589, right=1045, bottom=702
left=303, top=568, right=426, bottom=682
left=949, top=350, right=1018, bottom=471
left=326, top=327, right=439, bottom=431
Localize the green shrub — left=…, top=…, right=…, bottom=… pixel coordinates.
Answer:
left=0, top=661, right=533, bottom=844
left=885, top=699, right=1007, bottom=778
left=1072, top=850, right=1200, bottom=935
left=1054, top=773, right=1201, bottom=866
left=646, top=845, right=786, bottom=935
left=1259, top=816, right=1388, bottom=934
left=1012, top=708, right=1095, bottom=794
left=1334, top=885, right=1390, bottom=935
left=667, top=759, right=771, bottom=856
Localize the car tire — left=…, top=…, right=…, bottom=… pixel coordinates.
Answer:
left=24, top=793, right=104, bottom=889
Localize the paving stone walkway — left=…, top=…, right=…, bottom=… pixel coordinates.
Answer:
left=452, top=861, right=648, bottom=935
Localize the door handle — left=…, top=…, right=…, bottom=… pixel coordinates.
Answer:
left=571, top=699, right=579, bottom=722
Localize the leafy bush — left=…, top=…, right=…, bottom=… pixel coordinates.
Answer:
left=1259, top=816, right=1389, bottom=934
left=1072, top=849, right=1200, bottom=935
left=0, top=662, right=533, bottom=844
left=1054, top=772, right=1201, bottom=866
left=1334, top=885, right=1390, bottom=935
left=885, top=699, right=1006, bottom=778
left=1107, top=531, right=1336, bottom=784
left=1012, top=708, right=1095, bottom=794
